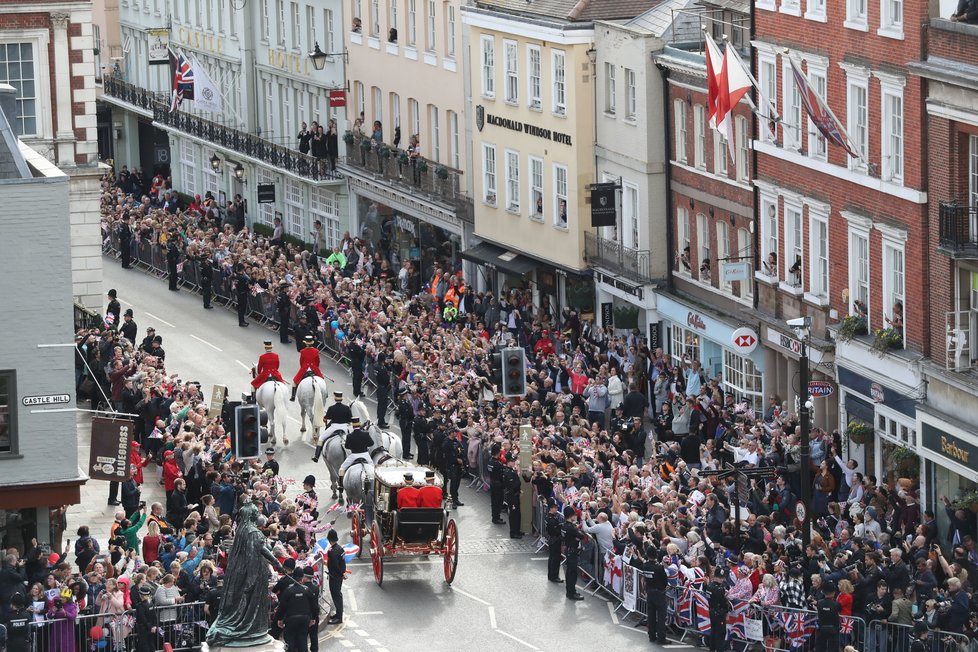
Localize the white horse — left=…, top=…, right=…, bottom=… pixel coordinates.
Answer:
left=296, top=374, right=329, bottom=443
left=351, top=397, right=403, bottom=459
left=255, top=380, right=289, bottom=446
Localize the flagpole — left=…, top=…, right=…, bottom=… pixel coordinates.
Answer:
left=722, top=36, right=782, bottom=128
left=784, top=49, right=863, bottom=161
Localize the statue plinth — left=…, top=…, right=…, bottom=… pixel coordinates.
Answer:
left=202, top=640, right=285, bottom=652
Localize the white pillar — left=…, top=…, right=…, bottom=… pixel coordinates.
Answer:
left=51, top=12, right=76, bottom=166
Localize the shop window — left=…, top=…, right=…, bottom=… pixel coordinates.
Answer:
left=0, top=371, right=15, bottom=454
left=669, top=325, right=700, bottom=367
left=722, top=350, right=762, bottom=407
left=876, top=410, right=914, bottom=448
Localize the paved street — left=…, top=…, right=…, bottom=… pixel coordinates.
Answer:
left=63, top=261, right=686, bottom=652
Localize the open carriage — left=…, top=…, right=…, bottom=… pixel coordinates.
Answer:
left=352, top=462, right=459, bottom=586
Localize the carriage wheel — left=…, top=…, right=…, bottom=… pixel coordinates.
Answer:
left=351, top=511, right=363, bottom=557
left=443, top=518, right=459, bottom=584
left=370, top=521, right=384, bottom=586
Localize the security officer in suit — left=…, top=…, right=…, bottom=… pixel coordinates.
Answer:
left=325, top=529, right=346, bottom=625
left=544, top=500, right=563, bottom=582
left=302, top=567, right=321, bottom=652
left=396, top=387, right=415, bottom=459
left=261, top=448, right=279, bottom=476
left=562, top=507, right=588, bottom=600
left=292, top=314, right=313, bottom=353
left=814, top=582, right=841, bottom=652
left=487, top=442, right=505, bottom=525
left=234, top=264, right=252, bottom=327
left=441, top=430, right=466, bottom=508
left=276, top=283, right=292, bottom=344
left=166, top=237, right=181, bottom=291
left=642, top=548, right=669, bottom=645
left=374, top=353, right=391, bottom=427
left=347, top=337, right=366, bottom=398
left=502, top=456, right=523, bottom=538
left=412, top=405, right=431, bottom=465
left=703, top=569, right=731, bottom=652
left=118, top=215, right=133, bottom=269
left=200, top=256, right=214, bottom=309
left=275, top=568, right=317, bottom=652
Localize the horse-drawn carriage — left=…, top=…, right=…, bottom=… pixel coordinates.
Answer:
left=351, top=462, right=459, bottom=586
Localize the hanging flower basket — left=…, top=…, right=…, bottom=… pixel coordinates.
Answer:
left=435, top=165, right=449, bottom=180
left=872, top=327, right=903, bottom=355
left=845, top=422, right=873, bottom=445
left=398, top=150, right=410, bottom=165
left=342, top=131, right=354, bottom=146
left=837, top=315, right=868, bottom=343
left=359, top=138, right=373, bottom=151
left=891, top=448, right=920, bottom=477
left=417, top=160, right=429, bottom=173
left=379, top=145, right=391, bottom=159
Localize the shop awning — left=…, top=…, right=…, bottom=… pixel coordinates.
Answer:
left=461, top=242, right=537, bottom=277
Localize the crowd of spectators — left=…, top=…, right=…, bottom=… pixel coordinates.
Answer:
left=84, top=168, right=978, bottom=649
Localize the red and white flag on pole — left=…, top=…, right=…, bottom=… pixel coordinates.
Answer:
left=704, top=33, right=751, bottom=161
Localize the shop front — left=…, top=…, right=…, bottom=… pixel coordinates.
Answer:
left=761, top=325, right=837, bottom=432
left=353, top=187, right=466, bottom=285
left=917, top=407, right=978, bottom=544
left=836, top=365, right=920, bottom=487
left=594, top=273, right=657, bottom=342
left=656, top=293, right=764, bottom=406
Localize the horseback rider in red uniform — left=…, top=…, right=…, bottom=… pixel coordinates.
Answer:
left=251, top=341, right=285, bottom=399
left=291, top=334, right=323, bottom=401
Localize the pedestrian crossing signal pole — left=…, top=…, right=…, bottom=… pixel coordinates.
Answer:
left=501, top=347, right=527, bottom=398
left=234, top=404, right=261, bottom=459
left=519, top=424, right=533, bottom=534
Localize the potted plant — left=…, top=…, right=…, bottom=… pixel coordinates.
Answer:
left=398, top=150, right=410, bottom=165
left=837, top=315, right=868, bottom=343
left=378, top=144, right=391, bottom=159
left=891, top=448, right=919, bottom=476
left=435, top=165, right=449, bottom=180
left=872, top=327, right=903, bottom=355
left=343, top=130, right=354, bottom=146
left=952, top=490, right=978, bottom=513
left=359, top=138, right=373, bottom=151
left=845, top=422, right=873, bottom=445
left=417, top=160, right=429, bottom=174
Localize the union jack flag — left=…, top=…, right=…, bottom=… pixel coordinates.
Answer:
left=692, top=589, right=712, bottom=635
left=789, top=57, right=858, bottom=158
left=676, top=588, right=694, bottom=627
left=169, top=49, right=195, bottom=112
left=780, top=611, right=818, bottom=649
left=840, top=615, right=854, bottom=635
left=726, top=599, right=750, bottom=640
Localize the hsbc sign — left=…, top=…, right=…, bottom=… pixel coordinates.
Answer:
left=730, top=327, right=759, bottom=354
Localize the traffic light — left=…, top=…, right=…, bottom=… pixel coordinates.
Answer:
left=258, top=407, right=269, bottom=445
left=234, top=404, right=261, bottom=459
left=490, top=350, right=503, bottom=389
left=222, top=400, right=241, bottom=439
left=501, top=347, right=527, bottom=397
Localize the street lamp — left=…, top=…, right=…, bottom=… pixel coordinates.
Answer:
left=210, top=154, right=222, bottom=173
left=787, top=315, right=813, bottom=548
left=309, top=43, right=328, bottom=70
left=233, top=162, right=245, bottom=182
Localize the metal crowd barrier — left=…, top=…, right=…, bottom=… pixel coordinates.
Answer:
left=868, top=620, right=971, bottom=652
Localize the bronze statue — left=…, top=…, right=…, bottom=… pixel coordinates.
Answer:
left=206, top=500, right=284, bottom=647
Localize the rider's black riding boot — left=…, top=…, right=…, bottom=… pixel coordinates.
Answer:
left=311, top=444, right=323, bottom=463
left=290, top=385, right=297, bottom=402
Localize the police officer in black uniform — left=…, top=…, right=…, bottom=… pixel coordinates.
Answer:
left=119, top=215, right=133, bottom=269
left=502, top=456, right=523, bottom=538
left=200, top=256, right=214, bottom=309
left=442, top=430, right=465, bottom=508
left=275, top=568, right=318, bottom=652
left=134, top=584, right=159, bottom=652
left=374, top=353, right=391, bottom=427
left=325, top=529, right=346, bottom=625
left=302, top=566, right=321, bottom=652
left=276, top=283, right=292, bottom=344
left=814, top=581, right=841, bottom=652
left=234, top=264, right=252, bottom=327
left=166, top=237, right=181, bottom=291
left=703, top=568, right=731, bottom=652
left=487, top=442, right=505, bottom=525
left=2, top=593, right=30, bottom=652
left=347, top=337, right=366, bottom=398
left=396, top=387, right=415, bottom=459
left=312, top=392, right=354, bottom=462
left=120, top=308, right=138, bottom=344
left=544, top=500, right=563, bottom=582
left=262, top=447, right=279, bottom=476
left=562, top=507, right=587, bottom=600
left=413, top=405, right=431, bottom=465
left=642, top=548, right=669, bottom=645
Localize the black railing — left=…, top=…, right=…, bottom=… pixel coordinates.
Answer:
left=939, top=200, right=978, bottom=258
left=74, top=302, right=102, bottom=331
left=584, top=232, right=653, bottom=284
left=153, top=108, right=344, bottom=182
left=102, top=76, right=169, bottom=111
left=343, top=133, right=467, bottom=210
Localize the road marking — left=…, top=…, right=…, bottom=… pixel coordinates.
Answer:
left=349, top=560, right=437, bottom=566
left=354, top=630, right=369, bottom=637
left=119, top=299, right=132, bottom=306
left=337, top=640, right=353, bottom=648
left=288, top=416, right=302, bottom=424
left=347, top=588, right=359, bottom=613
left=530, top=557, right=548, bottom=561
left=606, top=600, right=619, bottom=625
left=364, top=639, right=381, bottom=647
left=353, top=611, right=383, bottom=616
left=235, top=359, right=252, bottom=371
left=495, top=629, right=540, bottom=650
left=190, top=334, right=222, bottom=351
left=487, top=605, right=497, bottom=629
left=144, top=312, right=175, bottom=328
left=452, top=587, right=491, bottom=606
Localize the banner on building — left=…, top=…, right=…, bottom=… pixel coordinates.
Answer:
left=601, top=302, right=613, bottom=329
left=590, top=183, right=617, bottom=227
left=89, top=417, right=134, bottom=481
left=257, top=184, right=276, bottom=204
left=328, top=90, right=347, bottom=107
left=148, top=29, right=170, bottom=66
left=191, top=57, right=223, bottom=113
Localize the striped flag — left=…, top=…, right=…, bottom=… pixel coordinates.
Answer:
left=788, top=56, right=858, bottom=158
left=169, top=48, right=195, bottom=112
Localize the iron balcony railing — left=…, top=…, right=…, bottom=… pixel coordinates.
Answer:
left=939, top=201, right=978, bottom=258
left=584, top=232, right=653, bottom=284
left=102, top=76, right=169, bottom=112
left=343, top=132, right=467, bottom=210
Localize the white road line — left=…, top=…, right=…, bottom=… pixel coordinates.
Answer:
left=347, top=588, right=359, bottom=613
left=235, top=360, right=252, bottom=371
left=119, top=299, right=132, bottom=306
left=352, top=611, right=383, bottom=616
left=288, top=416, right=302, bottom=424
left=495, top=629, right=539, bottom=650
left=606, top=601, right=619, bottom=625
left=144, top=312, right=175, bottom=328
left=364, top=639, right=381, bottom=647
left=190, top=334, right=222, bottom=351
left=376, top=648, right=390, bottom=652
left=354, top=629, right=369, bottom=637
left=452, top=587, right=491, bottom=606
left=487, top=605, right=497, bottom=629
left=337, top=640, right=353, bottom=648
left=529, top=557, right=548, bottom=561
